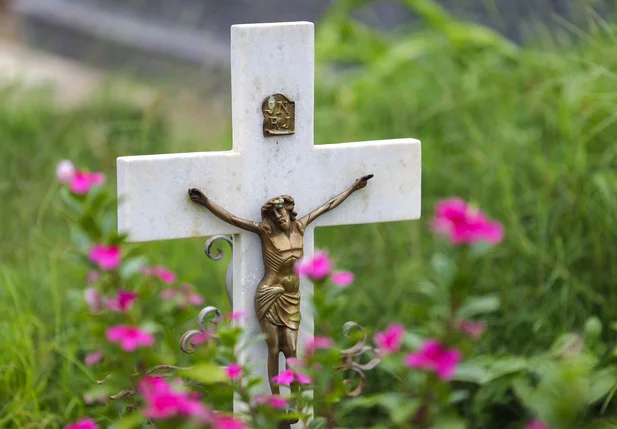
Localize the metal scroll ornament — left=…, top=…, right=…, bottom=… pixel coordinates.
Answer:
left=188, top=174, right=373, bottom=394
left=204, top=235, right=233, bottom=305
left=338, top=322, right=382, bottom=397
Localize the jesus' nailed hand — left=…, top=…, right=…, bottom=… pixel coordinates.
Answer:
left=187, top=174, right=373, bottom=395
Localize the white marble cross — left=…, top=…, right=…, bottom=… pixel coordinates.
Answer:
left=117, top=21, right=421, bottom=397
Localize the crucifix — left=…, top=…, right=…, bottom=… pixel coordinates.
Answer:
left=117, top=20, right=421, bottom=407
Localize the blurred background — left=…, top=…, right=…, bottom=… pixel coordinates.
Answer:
left=1, top=0, right=617, bottom=427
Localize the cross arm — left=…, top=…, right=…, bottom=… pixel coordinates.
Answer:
left=188, top=188, right=260, bottom=233
left=117, top=151, right=245, bottom=242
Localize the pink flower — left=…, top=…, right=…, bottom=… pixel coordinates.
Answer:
left=254, top=395, right=289, bottom=409
left=64, top=418, right=98, bottom=429
left=213, top=416, right=248, bottom=429
left=84, top=287, right=101, bottom=312
left=88, top=245, right=121, bottom=270
left=106, top=325, right=155, bottom=351
left=271, top=369, right=295, bottom=385
left=187, top=293, right=204, bottom=306
left=86, top=271, right=100, bottom=284
left=160, top=284, right=204, bottom=308
left=56, top=160, right=76, bottom=184
left=104, top=289, right=137, bottom=313
left=160, top=288, right=177, bottom=300
left=84, top=350, right=102, bottom=366
left=295, top=251, right=332, bottom=281
left=295, top=371, right=312, bottom=384
left=139, top=376, right=211, bottom=420
left=70, top=171, right=105, bottom=195
left=331, top=271, right=354, bottom=287
left=144, top=265, right=177, bottom=284
left=225, top=363, right=243, bottom=380
left=190, top=332, right=211, bottom=346
left=374, top=323, right=405, bottom=354
left=526, top=420, right=550, bottom=429
left=306, top=336, right=335, bottom=355
left=271, top=369, right=312, bottom=385
left=226, top=312, right=248, bottom=320
left=404, top=339, right=462, bottom=380
left=457, top=320, right=487, bottom=341
left=431, top=198, right=504, bottom=246
left=286, top=357, right=306, bottom=368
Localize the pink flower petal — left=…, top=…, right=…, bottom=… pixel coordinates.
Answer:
left=187, top=293, right=204, bottom=306
left=526, top=420, right=550, bottom=429
left=150, top=265, right=177, bottom=284
left=84, top=287, right=101, bottom=312
left=104, top=289, right=137, bottom=313
left=404, top=339, right=462, bottom=381
left=56, top=160, right=76, bottom=184
left=226, top=312, right=248, bottom=320
left=254, top=395, right=289, bottom=409
left=295, top=371, right=312, bottom=385
left=213, top=416, right=248, bottom=429
left=139, top=376, right=212, bottom=420
left=271, top=369, right=295, bottom=385
left=374, top=323, right=405, bottom=354
left=430, top=198, right=504, bottom=246
left=306, top=336, right=335, bottom=355
left=106, top=325, right=154, bottom=352
left=88, top=245, right=121, bottom=271
left=64, top=418, right=98, bottom=429
left=190, top=332, right=211, bottom=346
left=84, top=350, right=102, bottom=366
left=457, top=320, right=487, bottom=341
left=286, top=357, right=306, bottom=368
left=160, top=288, right=177, bottom=300
left=69, top=171, right=105, bottom=195
left=295, top=251, right=332, bottom=281
left=331, top=271, right=354, bottom=287
left=86, top=271, right=100, bottom=284
left=225, top=363, right=243, bottom=380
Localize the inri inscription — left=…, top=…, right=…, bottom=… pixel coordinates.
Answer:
left=262, top=93, right=295, bottom=137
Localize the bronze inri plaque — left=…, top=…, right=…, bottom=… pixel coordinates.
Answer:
left=262, top=93, right=295, bottom=137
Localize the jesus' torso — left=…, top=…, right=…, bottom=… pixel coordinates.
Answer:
left=259, top=222, right=304, bottom=292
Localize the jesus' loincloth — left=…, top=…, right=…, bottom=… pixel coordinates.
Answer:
left=254, top=283, right=301, bottom=331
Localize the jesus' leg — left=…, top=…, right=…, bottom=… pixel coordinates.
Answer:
left=260, top=319, right=281, bottom=395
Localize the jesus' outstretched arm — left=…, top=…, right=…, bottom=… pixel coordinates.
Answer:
left=188, top=188, right=260, bottom=233
left=299, top=174, right=373, bottom=229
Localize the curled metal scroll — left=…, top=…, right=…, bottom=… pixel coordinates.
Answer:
left=205, top=235, right=233, bottom=306
left=180, top=306, right=222, bottom=354
left=338, top=322, right=382, bottom=397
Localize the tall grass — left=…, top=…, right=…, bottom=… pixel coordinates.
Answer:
left=1, top=1, right=617, bottom=427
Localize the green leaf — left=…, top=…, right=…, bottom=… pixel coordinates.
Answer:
left=341, top=393, right=420, bottom=424
left=139, top=320, right=162, bottom=334
left=109, top=412, right=144, bottom=429
left=431, top=253, right=456, bottom=287
left=59, top=186, right=83, bottom=213
left=179, top=364, right=226, bottom=384
left=585, top=317, right=603, bottom=339
left=70, top=226, right=91, bottom=251
left=588, top=368, right=617, bottom=404
left=486, top=357, right=528, bottom=381
left=434, top=413, right=467, bottom=429
left=307, top=417, right=327, bottom=429
left=452, top=361, right=487, bottom=384
left=120, top=256, right=148, bottom=279
left=457, top=295, right=500, bottom=319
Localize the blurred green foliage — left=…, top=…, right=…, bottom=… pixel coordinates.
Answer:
left=1, top=0, right=617, bottom=427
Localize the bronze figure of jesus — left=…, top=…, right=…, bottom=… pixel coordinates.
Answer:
left=188, top=174, right=372, bottom=394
